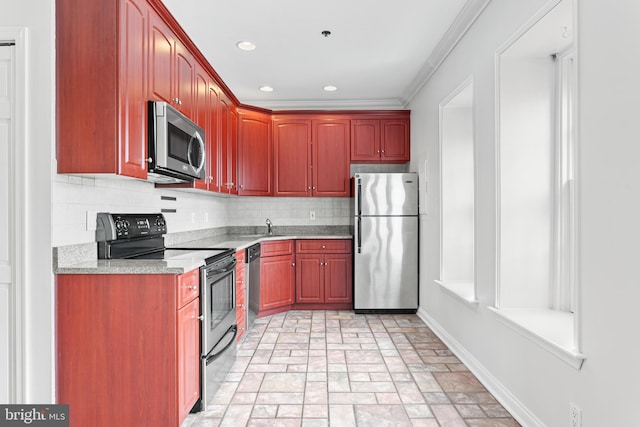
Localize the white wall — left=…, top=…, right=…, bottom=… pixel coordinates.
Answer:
left=0, top=0, right=55, bottom=403
left=411, top=0, right=640, bottom=425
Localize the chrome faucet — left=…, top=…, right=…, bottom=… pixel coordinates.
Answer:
left=266, top=218, right=273, bottom=235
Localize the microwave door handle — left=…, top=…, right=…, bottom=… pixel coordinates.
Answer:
left=188, top=131, right=206, bottom=174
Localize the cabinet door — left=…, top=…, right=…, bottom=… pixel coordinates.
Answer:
left=228, top=106, right=239, bottom=195
left=324, top=254, right=353, bottom=303
left=260, top=254, right=295, bottom=310
left=148, top=10, right=173, bottom=104
left=119, top=0, right=148, bottom=179
left=192, top=63, right=210, bottom=190
left=381, top=118, right=410, bottom=162
left=207, top=82, right=221, bottom=192
left=350, top=119, right=380, bottom=162
left=295, top=254, right=323, bottom=303
left=236, top=250, right=247, bottom=340
left=175, top=40, right=194, bottom=118
left=178, top=297, right=200, bottom=422
left=218, top=92, right=238, bottom=194
left=313, top=119, right=350, bottom=197
left=237, top=109, right=273, bottom=196
left=273, top=119, right=312, bottom=196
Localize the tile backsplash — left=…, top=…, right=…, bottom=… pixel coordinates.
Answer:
left=53, top=175, right=352, bottom=247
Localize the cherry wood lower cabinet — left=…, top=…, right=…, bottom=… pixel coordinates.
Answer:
left=56, top=270, right=201, bottom=427
left=259, top=240, right=295, bottom=315
left=294, top=239, right=353, bottom=310
left=235, top=249, right=247, bottom=341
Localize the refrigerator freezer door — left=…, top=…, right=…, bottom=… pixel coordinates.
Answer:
left=354, top=216, right=418, bottom=311
left=355, top=173, right=418, bottom=216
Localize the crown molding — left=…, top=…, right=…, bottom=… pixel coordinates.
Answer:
left=243, top=98, right=407, bottom=111
left=402, top=0, right=492, bottom=105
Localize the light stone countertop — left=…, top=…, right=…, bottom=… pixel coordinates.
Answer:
left=54, top=231, right=353, bottom=275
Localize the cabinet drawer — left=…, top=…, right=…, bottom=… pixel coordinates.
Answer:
left=261, top=240, right=294, bottom=257
left=178, top=268, right=200, bottom=308
left=295, top=239, right=352, bottom=254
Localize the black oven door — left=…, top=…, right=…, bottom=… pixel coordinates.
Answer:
left=201, top=255, right=237, bottom=354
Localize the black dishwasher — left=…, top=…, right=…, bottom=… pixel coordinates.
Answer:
left=246, top=243, right=260, bottom=330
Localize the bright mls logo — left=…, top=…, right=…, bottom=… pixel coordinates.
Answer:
left=0, top=405, right=69, bottom=427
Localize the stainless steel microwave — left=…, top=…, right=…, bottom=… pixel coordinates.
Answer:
left=147, top=101, right=206, bottom=184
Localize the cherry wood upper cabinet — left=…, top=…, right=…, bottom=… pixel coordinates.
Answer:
left=273, top=118, right=312, bottom=197
left=148, top=10, right=174, bottom=105
left=219, top=94, right=238, bottom=194
left=380, top=118, right=410, bottom=162
left=312, top=119, right=351, bottom=197
left=149, top=7, right=194, bottom=118
left=237, top=108, right=273, bottom=196
left=350, top=113, right=411, bottom=163
left=57, top=0, right=149, bottom=179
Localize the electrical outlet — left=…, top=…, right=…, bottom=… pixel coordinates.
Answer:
left=86, top=211, right=97, bottom=231
left=309, top=211, right=316, bottom=220
left=570, top=403, right=582, bottom=427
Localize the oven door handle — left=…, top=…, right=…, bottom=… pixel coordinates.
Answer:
left=204, top=325, right=237, bottom=365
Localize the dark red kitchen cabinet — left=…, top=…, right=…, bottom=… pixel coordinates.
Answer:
left=219, top=92, right=238, bottom=194
left=273, top=118, right=312, bottom=196
left=312, top=119, right=351, bottom=196
left=381, top=118, right=410, bottom=162
left=236, top=249, right=247, bottom=341
left=57, top=0, right=149, bottom=179
left=324, top=253, right=353, bottom=303
left=350, top=119, right=380, bottom=161
left=294, top=239, right=353, bottom=308
left=177, top=297, right=200, bottom=422
left=56, top=269, right=200, bottom=427
left=260, top=241, right=295, bottom=313
left=149, top=10, right=174, bottom=105
left=174, top=40, right=195, bottom=118
left=295, top=254, right=324, bottom=303
left=350, top=114, right=411, bottom=163
left=190, top=62, right=210, bottom=191
left=238, top=108, right=273, bottom=196
left=149, top=7, right=194, bottom=118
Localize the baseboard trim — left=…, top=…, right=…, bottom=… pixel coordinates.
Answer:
left=416, top=306, right=545, bottom=427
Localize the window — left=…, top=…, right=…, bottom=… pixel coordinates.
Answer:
left=437, top=78, right=476, bottom=305
left=494, top=0, right=585, bottom=368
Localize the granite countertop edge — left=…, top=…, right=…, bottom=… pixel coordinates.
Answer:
left=54, top=233, right=353, bottom=275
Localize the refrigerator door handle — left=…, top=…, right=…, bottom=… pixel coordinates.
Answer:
left=356, top=179, right=362, bottom=216
left=356, top=216, right=362, bottom=253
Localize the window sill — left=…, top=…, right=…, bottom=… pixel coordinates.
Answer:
left=488, top=307, right=586, bottom=369
left=435, top=280, right=479, bottom=307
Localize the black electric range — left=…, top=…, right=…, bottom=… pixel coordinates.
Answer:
left=96, top=213, right=233, bottom=262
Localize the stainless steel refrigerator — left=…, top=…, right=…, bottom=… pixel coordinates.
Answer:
left=353, top=172, right=418, bottom=313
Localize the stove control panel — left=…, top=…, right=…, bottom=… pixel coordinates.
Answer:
left=96, top=213, right=167, bottom=241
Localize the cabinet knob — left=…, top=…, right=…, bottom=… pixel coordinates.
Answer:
left=187, top=285, right=197, bottom=290
left=198, top=315, right=204, bottom=321
left=321, top=245, right=326, bottom=249
left=146, top=157, right=153, bottom=163
left=292, top=262, right=296, bottom=267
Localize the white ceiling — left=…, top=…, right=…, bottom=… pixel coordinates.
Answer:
left=161, top=0, right=489, bottom=110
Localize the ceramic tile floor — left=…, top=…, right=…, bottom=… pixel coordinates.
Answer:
left=182, top=310, right=521, bottom=427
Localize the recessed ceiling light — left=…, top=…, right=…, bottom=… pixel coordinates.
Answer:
left=236, top=41, right=256, bottom=51
left=259, top=86, right=274, bottom=92
left=323, top=85, right=338, bottom=92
